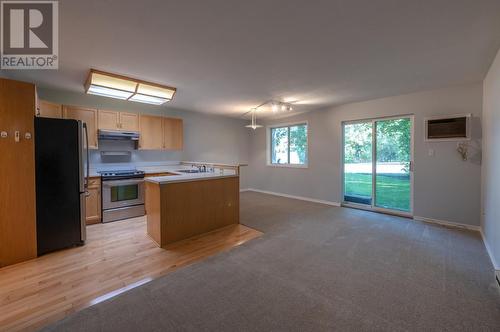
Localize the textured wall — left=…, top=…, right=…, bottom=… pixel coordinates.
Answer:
left=482, top=48, right=500, bottom=269
left=247, top=83, right=483, bottom=227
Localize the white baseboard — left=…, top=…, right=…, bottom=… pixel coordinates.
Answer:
left=243, top=188, right=341, bottom=207
left=413, top=216, right=481, bottom=232
left=480, top=229, right=500, bottom=270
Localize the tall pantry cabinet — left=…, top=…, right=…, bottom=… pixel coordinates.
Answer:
left=0, top=78, right=38, bottom=267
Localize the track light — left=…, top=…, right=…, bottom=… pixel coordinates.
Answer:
left=271, top=102, right=279, bottom=113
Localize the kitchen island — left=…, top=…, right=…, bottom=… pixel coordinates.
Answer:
left=145, top=168, right=240, bottom=247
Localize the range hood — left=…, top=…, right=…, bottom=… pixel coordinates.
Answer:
left=98, top=130, right=140, bottom=141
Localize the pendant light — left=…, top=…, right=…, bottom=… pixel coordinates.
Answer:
left=245, top=109, right=263, bottom=130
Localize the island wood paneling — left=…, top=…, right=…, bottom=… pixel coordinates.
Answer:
left=0, top=78, right=37, bottom=268
left=0, top=217, right=261, bottom=332
left=146, top=177, right=240, bottom=247
left=145, top=181, right=161, bottom=244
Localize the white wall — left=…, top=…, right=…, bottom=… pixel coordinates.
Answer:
left=247, top=83, right=483, bottom=227
left=482, top=48, right=500, bottom=270
left=37, top=88, right=251, bottom=187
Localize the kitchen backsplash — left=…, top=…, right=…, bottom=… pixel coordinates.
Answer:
left=90, top=140, right=183, bottom=167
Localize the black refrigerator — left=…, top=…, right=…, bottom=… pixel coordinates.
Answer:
left=35, top=117, right=89, bottom=255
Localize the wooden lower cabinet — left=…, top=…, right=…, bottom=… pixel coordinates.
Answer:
left=86, top=178, right=101, bottom=225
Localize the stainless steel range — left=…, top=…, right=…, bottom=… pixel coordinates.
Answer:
left=99, top=170, right=146, bottom=223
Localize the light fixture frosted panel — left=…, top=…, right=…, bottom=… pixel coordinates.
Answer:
left=129, top=93, right=168, bottom=105
left=87, top=85, right=134, bottom=100
left=137, top=83, right=175, bottom=100
left=90, top=73, right=137, bottom=93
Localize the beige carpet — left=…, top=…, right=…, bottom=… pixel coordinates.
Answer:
left=42, top=191, right=500, bottom=331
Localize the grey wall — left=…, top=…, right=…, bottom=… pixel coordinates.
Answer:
left=247, top=83, right=483, bottom=226
left=37, top=88, right=251, bottom=187
left=482, top=49, right=500, bottom=269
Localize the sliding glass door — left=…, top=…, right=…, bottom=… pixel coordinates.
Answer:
left=343, top=116, right=413, bottom=215
left=343, top=121, right=373, bottom=205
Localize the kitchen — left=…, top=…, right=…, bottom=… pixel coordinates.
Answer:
left=0, top=73, right=257, bottom=331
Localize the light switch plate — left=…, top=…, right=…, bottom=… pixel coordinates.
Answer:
left=428, top=149, right=435, bottom=157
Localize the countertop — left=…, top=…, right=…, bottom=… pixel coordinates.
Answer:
left=145, top=169, right=238, bottom=184
left=89, top=164, right=195, bottom=177
left=88, top=163, right=238, bottom=184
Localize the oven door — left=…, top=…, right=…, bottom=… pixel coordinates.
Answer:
left=102, top=179, right=145, bottom=210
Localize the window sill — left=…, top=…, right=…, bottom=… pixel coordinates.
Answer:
left=267, top=163, right=309, bottom=169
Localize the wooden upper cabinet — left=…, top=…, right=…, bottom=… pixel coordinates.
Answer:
left=163, top=117, right=183, bottom=150
left=98, top=110, right=139, bottom=131
left=139, top=114, right=163, bottom=150
left=120, top=112, right=139, bottom=131
left=63, top=106, right=98, bottom=149
left=98, top=110, right=120, bottom=130
left=38, top=100, right=62, bottom=118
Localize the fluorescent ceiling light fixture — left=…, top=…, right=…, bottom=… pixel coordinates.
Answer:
left=128, top=93, right=168, bottom=105
left=245, top=109, right=263, bottom=130
left=85, top=69, right=177, bottom=105
left=87, top=85, right=134, bottom=100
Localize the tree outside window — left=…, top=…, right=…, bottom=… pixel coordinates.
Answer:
left=270, top=123, right=308, bottom=165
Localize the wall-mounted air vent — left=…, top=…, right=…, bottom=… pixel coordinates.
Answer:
left=424, top=114, right=471, bottom=141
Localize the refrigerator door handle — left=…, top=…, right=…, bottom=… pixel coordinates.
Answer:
left=78, top=122, right=85, bottom=193
left=78, top=121, right=89, bottom=243
left=80, top=193, right=87, bottom=243
left=84, top=123, right=90, bottom=192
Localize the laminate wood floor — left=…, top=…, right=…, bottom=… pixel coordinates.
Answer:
left=0, top=217, right=262, bottom=332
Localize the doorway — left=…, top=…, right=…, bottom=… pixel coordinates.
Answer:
left=342, top=116, right=413, bottom=216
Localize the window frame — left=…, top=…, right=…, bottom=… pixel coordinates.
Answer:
left=266, top=121, right=309, bottom=168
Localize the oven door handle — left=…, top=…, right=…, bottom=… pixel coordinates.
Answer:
left=102, top=179, right=145, bottom=187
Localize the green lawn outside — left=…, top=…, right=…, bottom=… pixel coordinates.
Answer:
left=344, top=173, right=410, bottom=212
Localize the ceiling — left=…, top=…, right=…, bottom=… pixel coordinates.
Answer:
left=3, top=0, right=500, bottom=118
